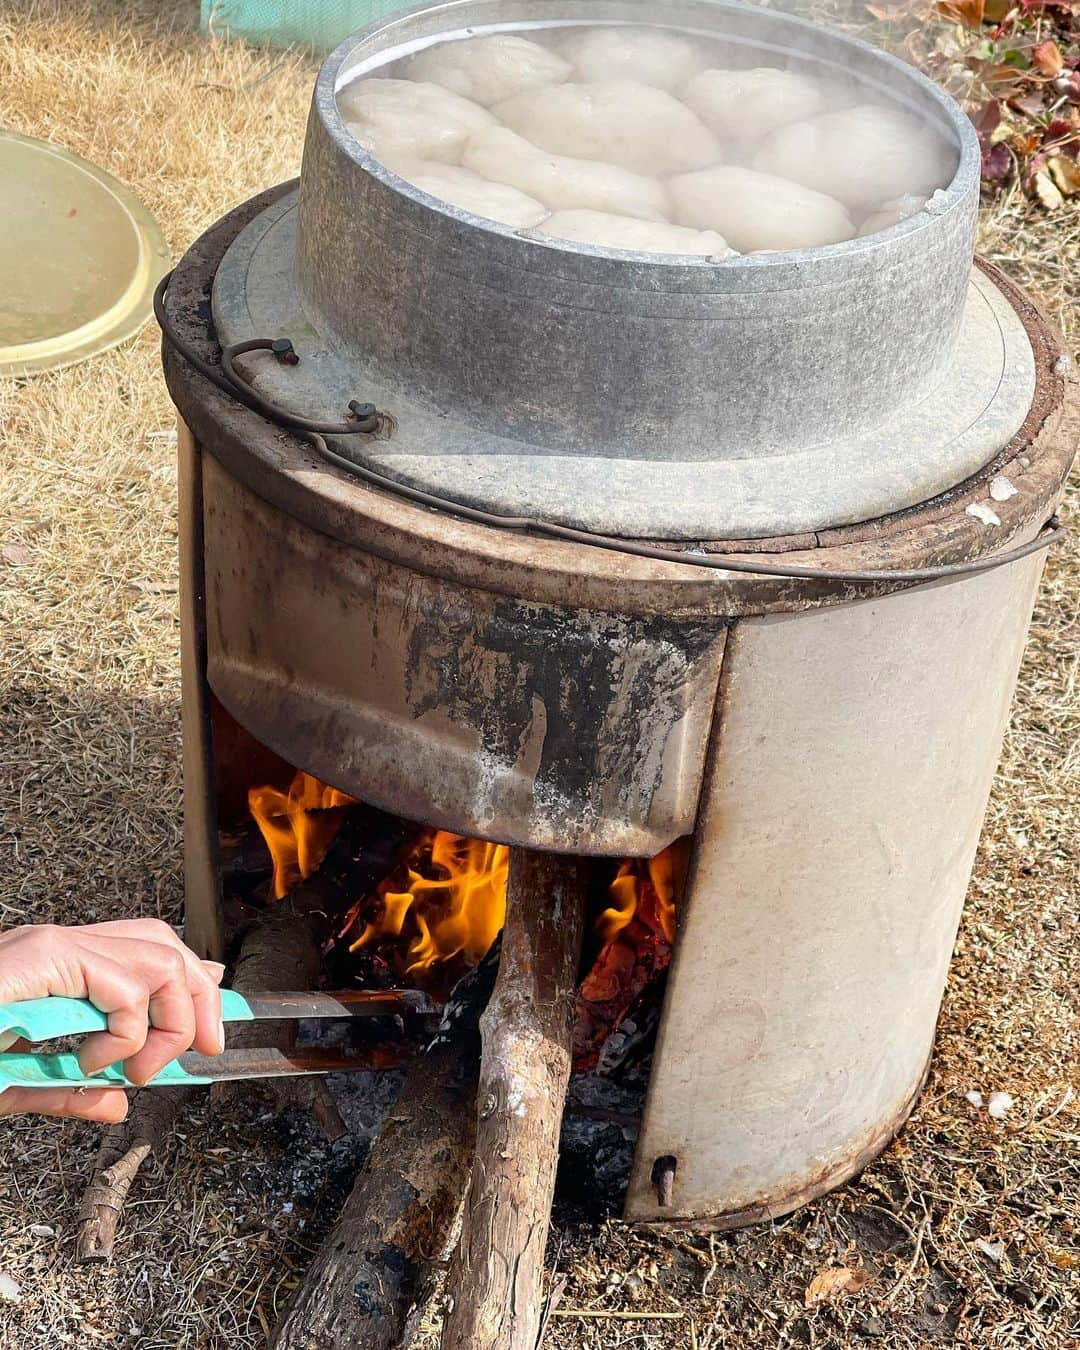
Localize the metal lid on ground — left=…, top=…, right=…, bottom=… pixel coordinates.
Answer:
left=0, top=132, right=170, bottom=377
left=210, top=0, right=1035, bottom=541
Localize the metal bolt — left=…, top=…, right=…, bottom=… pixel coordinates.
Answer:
left=651, top=1154, right=677, bottom=1208
left=271, top=338, right=299, bottom=366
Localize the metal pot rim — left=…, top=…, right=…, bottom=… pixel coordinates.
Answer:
left=317, top=0, right=981, bottom=274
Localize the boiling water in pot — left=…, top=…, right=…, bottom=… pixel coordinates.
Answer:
left=335, top=23, right=959, bottom=254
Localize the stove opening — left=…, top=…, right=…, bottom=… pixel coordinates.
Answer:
left=235, top=762, right=687, bottom=1074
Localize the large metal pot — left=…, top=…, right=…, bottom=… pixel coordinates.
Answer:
left=297, top=0, right=979, bottom=464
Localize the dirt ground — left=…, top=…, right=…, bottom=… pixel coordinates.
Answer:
left=0, top=3, right=1076, bottom=1347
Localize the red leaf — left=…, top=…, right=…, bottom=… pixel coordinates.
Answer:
left=1044, top=118, right=1080, bottom=155
left=971, top=99, right=1002, bottom=138
left=982, top=141, right=1013, bottom=180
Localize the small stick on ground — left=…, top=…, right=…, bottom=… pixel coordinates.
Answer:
left=272, top=951, right=498, bottom=1350
left=76, top=1086, right=197, bottom=1263
left=441, top=848, right=589, bottom=1350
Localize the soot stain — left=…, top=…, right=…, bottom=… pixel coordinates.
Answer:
left=403, top=593, right=719, bottom=819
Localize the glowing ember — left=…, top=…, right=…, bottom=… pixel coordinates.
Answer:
left=248, top=770, right=356, bottom=898
left=573, top=839, right=689, bottom=1071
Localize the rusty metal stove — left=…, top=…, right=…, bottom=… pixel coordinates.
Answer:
left=163, top=1, right=1078, bottom=1232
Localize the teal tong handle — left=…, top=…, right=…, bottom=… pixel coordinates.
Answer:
left=0, top=1053, right=211, bottom=1092
left=0, top=988, right=255, bottom=1045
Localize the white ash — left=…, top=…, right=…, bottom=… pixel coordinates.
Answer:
left=990, top=475, right=1019, bottom=502
left=966, top=503, right=1002, bottom=527
left=0, top=1273, right=23, bottom=1304
left=987, top=1090, right=1014, bottom=1119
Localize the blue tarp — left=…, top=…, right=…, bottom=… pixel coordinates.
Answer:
left=201, top=0, right=415, bottom=51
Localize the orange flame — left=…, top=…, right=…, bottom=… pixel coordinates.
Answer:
left=248, top=771, right=357, bottom=899
left=597, top=844, right=685, bottom=945
left=349, top=830, right=508, bottom=977
left=247, top=769, right=686, bottom=1027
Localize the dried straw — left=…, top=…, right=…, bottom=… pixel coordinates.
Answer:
left=0, top=3, right=1075, bottom=1348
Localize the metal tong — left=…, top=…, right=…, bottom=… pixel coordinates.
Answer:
left=0, top=988, right=436, bottom=1092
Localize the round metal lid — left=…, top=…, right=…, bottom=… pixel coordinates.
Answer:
left=0, top=132, right=170, bottom=377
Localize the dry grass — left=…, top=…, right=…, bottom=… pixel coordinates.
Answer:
left=0, top=2, right=1076, bottom=1347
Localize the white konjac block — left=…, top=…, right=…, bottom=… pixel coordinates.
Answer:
left=557, top=25, right=707, bottom=91
left=463, top=126, right=668, bottom=221
left=858, top=193, right=928, bottom=236
left=401, top=34, right=572, bottom=106
left=754, top=104, right=957, bottom=210
left=338, top=77, right=495, bottom=164
left=493, top=80, right=721, bottom=175
left=670, top=165, right=855, bottom=251
left=682, top=67, right=827, bottom=139
left=390, top=160, right=549, bottom=227
left=538, top=208, right=734, bottom=255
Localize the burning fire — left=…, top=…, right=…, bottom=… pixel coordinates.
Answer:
left=248, top=770, right=357, bottom=898
left=597, top=850, right=681, bottom=946
left=347, top=830, right=509, bottom=979
left=573, top=839, right=688, bottom=1070
left=248, top=772, right=686, bottom=1042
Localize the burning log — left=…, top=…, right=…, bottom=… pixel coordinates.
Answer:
left=272, top=949, right=498, bottom=1350
left=441, top=848, right=589, bottom=1350
left=217, top=803, right=413, bottom=1137
left=572, top=843, right=685, bottom=1073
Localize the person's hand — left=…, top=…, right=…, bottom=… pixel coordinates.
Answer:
left=0, top=919, right=225, bottom=1123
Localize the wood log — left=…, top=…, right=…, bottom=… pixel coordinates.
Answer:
left=218, top=906, right=349, bottom=1140
left=215, top=805, right=414, bottom=1139
left=441, top=849, right=589, bottom=1350
left=76, top=1086, right=197, bottom=1262
left=282, top=804, right=412, bottom=949
left=272, top=950, right=498, bottom=1350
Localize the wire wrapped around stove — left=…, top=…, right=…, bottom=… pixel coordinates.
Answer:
left=155, top=271, right=1064, bottom=587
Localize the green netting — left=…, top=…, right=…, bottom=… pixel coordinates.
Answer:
left=201, top=0, right=418, bottom=51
